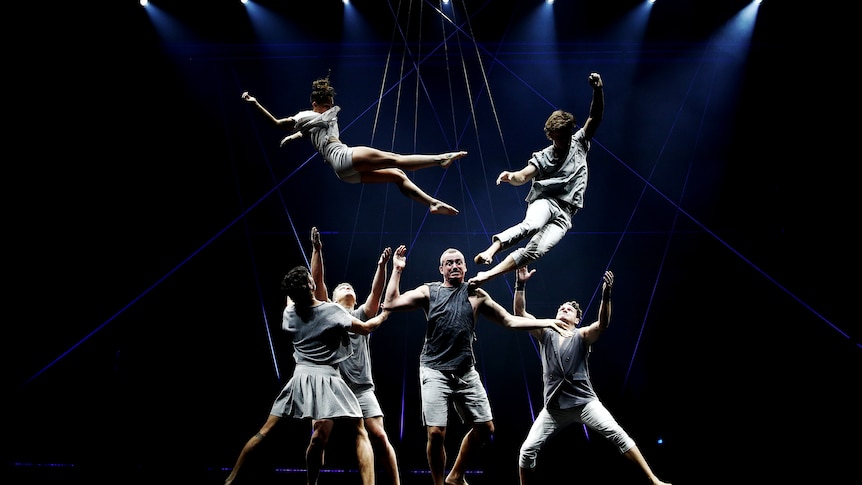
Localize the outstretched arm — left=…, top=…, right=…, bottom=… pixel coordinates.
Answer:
left=496, top=163, right=538, bottom=187
left=582, top=72, right=604, bottom=140
left=351, top=309, right=390, bottom=335
left=477, top=288, right=571, bottom=338
left=383, top=245, right=429, bottom=312
left=241, top=91, right=297, bottom=131
left=310, top=227, right=329, bottom=302
left=580, top=270, right=613, bottom=345
left=362, top=246, right=391, bottom=316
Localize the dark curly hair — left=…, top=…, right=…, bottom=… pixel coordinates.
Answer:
left=560, top=300, right=583, bottom=319
left=281, top=266, right=313, bottom=309
left=310, top=72, right=336, bottom=105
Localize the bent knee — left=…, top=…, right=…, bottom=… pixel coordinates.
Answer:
left=379, top=167, right=407, bottom=178
left=360, top=167, right=408, bottom=184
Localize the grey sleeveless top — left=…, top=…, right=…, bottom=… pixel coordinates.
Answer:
left=539, top=328, right=597, bottom=409
left=420, top=282, right=476, bottom=372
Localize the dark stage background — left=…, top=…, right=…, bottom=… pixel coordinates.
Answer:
left=6, top=1, right=859, bottom=484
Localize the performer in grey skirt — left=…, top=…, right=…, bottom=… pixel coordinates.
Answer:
left=224, top=265, right=390, bottom=485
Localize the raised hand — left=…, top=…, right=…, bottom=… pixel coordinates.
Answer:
left=516, top=265, right=536, bottom=284
left=602, top=270, right=614, bottom=290
left=311, top=226, right=322, bottom=250
left=392, top=245, right=407, bottom=271
left=378, top=247, right=392, bottom=266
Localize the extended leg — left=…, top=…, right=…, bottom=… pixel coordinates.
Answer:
left=360, top=168, right=458, bottom=215
left=467, top=255, right=517, bottom=288
left=352, top=147, right=467, bottom=172
left=224, top=415, right=281, bottom=485
left=622, top=446, right=672, bottom=485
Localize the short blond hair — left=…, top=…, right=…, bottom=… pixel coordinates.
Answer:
left=439, top=248, right=464, bottom=265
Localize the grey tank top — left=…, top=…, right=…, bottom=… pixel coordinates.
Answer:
left=420, top=282, right=476, bottom=371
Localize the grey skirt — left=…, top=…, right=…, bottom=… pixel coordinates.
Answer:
left=270, top=364, right=362, bottom=420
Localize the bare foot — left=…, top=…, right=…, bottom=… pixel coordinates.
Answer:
left=466, top=271, right=490, bottom=289
left=438, top=151, right=468, bottom=169
left=444, top=476, right=469, bottom=485
left=473, top=251, right=493, bottom=265
left=430, top=200, right=459, bottom=215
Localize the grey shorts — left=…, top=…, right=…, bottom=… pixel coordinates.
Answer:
left=419, top=366, right=493, bottom=427
left=350, top=383, right=384, bottom=419
left=322, top=142, right=360, bottom=183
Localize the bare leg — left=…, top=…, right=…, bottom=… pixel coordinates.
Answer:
left=622, top=446, right=672, bottom=485
left=352, top=147, right=467, bottom=172
left=224, top=414, right=281, bottom=485
left=365, top=416, right=401, bottom=485
left=224, top=415, right=281, bottom=485
left=445, top=422, right=493, bottom=485
left=473, top=240, right=502, bottom=265
left=360, top=169, right=459, bottom=215
left=307, top=419, right=334, bottom=485
left=354, top=418, right=376, bottom=485
left=519, top=466, right=535, bottom=485
left=467, top=255, right=518, bottom=288
left=426, top=426, right=448, bottom=485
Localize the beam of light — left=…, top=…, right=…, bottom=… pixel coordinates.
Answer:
left=605, top=0, right=653, bottom=43
left=140, top=2, right=194, bottom=43
left=707, top=0, right=760, bottom=66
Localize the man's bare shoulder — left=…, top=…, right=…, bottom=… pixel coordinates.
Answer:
left=469, top=287, right=495, bottom=304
